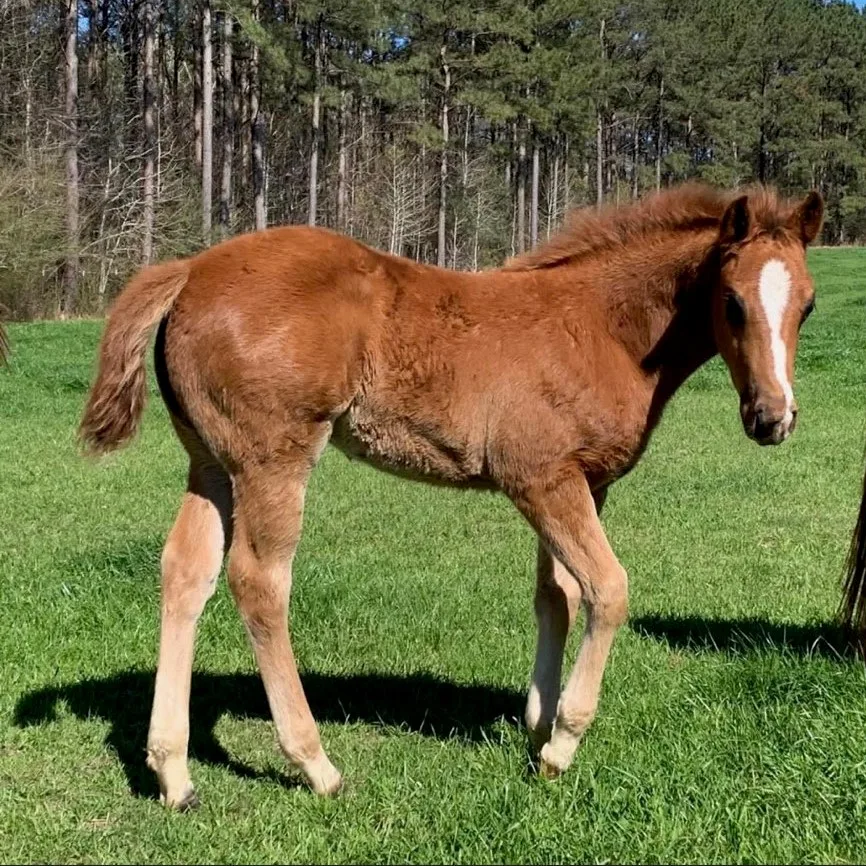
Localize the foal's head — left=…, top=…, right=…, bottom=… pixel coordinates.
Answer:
left=711, top=190, right=824, bottom=446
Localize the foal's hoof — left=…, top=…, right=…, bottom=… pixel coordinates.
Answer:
left=321, top=776, right=345, bottom=798
left=538, top=758, right=563, bottom=781
left=538, top=743, right=568, bottom=780
left=305, top=755, right=343, bottom=797
left=161, top=787, right=200, bottom=812
left=311, top=772, right=343, bottom=798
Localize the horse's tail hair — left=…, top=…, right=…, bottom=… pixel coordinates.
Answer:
left=841, top=457, right=866, bottom=656
left=0, top=321, right=8, bottom=366
left=79, top=258, right=190, bottom=456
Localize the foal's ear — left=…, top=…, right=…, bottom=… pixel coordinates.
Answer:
left=789, top=190, right=824, bottom=246
left=719, top=195, right=751, bottom=246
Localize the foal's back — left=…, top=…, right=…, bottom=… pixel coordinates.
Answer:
left=162, top=225, right=631, bottom=489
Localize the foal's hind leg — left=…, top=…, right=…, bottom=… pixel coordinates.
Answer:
left=525, top=541, right=582, bottom=753
left=516, top=476, right=627, bottom=778
left=226, top=454, right=341, bottom=796
left=146, top=458, right=231, bottom=809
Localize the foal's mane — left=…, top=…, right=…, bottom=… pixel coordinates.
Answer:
left=504, top=182, right=796, bottom=271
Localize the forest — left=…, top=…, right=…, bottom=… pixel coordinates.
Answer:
left=1, top=0, right=865, bottom=318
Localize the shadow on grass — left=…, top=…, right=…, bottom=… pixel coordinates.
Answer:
left=630, top=614, right=858, bottom=660
left=14, top=669, right=523, bottom=800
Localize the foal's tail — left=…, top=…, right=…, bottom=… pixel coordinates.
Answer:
left=841, top=457, right=866, bottom=655
left=79, top=258, right=190, bottom=456
left=0, top=322, right=8, bottom=366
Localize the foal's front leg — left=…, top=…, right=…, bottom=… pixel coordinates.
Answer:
left=525, top=488, right=607, bottom=754
left=516, top=475, right=627, bottom=778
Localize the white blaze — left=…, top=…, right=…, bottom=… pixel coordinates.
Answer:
left=758, top=258, right=794, bottom=425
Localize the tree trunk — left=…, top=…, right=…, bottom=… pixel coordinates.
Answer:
left=632, top=113, right=639, bottom=199
left=24, top=72, right=32, bottom=167
left=86, top=0, right=99, bottom=84
left=505, top=124, right=512, bottom=193
left=472, top=186, right=481, bottom=271
left=462, top=105, right=471, bottom=188
left=219, top=12, right=233, bottom=238
left=549, top=141, right=559, bottom=239
left=415, top=135, right=425, bottom=260
left=732, top=139, right=740, bottom=187
left=194, top=15, right=202, bottom=169
left=308, top=17, right=323, bottom=227
left=143, top=0, right=156, bottom=264
left=202, top=0, right=213, bottom=242
left=450, top=211, right=458, bottom=269
left=239, top=58, right=249, bottom=200
left=530, top=137, right=540, bottom=247
left=656, top=74, right=664, bottom=191
left=596, top=108, right=604, bottom=208
left=250, top=0, right=265, bottom=230
left=596, top=17, right=606, bottom=210
left=438, top=44, right=450, bottom=267
left=389, top=139, right=399, bottom=254
left=172, top=0, right=181, bottom=125
left=609, top=111, right=617, bottom=204
left=62, top=0, right=79, bottom=317
left=517, top=134, right=526, bottom=253
left=563, top=134, right=571, bottom=208
left=337, top=89, right=348, bottom=231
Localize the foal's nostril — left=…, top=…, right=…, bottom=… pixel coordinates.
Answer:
left=754, top=403, right=773, bottom=426
left=748, top=401, right=788, bottom=443
left=753, top=417, right=777, bottom=441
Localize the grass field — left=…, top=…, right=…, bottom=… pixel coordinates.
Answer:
left=1, top=248, right=866, bottom=864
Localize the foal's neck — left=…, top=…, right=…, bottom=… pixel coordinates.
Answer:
left=601, top=229, right=718, bottom=384
left=580, top=228, right=721, bottom=430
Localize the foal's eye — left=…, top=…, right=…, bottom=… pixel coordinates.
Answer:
left=725, top=293, right=746, bottom=329
left=801, top=297, right=816, bottom=324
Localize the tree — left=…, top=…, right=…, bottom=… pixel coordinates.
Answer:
left=219, top=10, right=233, bottom=238
left=250, top=0, right=266, bottom=231
left=143, top=0, right=157, bottom=263
left=438, top=42, right=450, bottom=266
left=308, top=14, right=323, bottom=227
left=201, top=0, right=213, bottom=243
left=61, top=0, right=79, bottom=317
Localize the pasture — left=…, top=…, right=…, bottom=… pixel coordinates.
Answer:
left=1, top=247, right=865, bottom=864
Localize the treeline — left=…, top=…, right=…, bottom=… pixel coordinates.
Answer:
left=1, top=0, right=865, bottom=318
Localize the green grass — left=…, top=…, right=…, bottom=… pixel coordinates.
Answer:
left=1, top=248, right=866, bottom=864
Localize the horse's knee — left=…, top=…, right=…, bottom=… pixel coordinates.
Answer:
left=535, top=561, right=582, bottom=626
left=590, top=563, right=628, bottom=627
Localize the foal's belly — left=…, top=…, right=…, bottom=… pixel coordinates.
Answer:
left=330, top=398, right=491, bottom=489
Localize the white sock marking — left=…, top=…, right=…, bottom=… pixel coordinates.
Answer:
left=758, top=259, right=794, bottom=425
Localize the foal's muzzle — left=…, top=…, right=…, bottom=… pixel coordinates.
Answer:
left=740, top=398, right=797, bottom=446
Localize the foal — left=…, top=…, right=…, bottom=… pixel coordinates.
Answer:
left=80, top=183, right=823, bottom=808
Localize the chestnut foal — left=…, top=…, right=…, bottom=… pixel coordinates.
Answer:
left=80, top=183, right=823, bottom=808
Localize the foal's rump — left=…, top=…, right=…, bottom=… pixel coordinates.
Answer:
left=80, top=226, right=385, bottom=462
